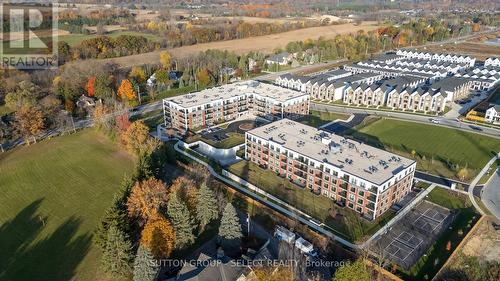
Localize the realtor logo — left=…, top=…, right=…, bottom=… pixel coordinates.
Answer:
left=0, top=2, right=58, bottom=69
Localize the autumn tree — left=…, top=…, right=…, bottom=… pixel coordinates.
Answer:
left=122, top=120, right=150, bottom=155
left=85, top=76, right=96, bottom=97
left=160, top=51, right=172, bottom=70
left=101, top=225, right=133, bottom=277
left=0, top=119, right=11, bottom=152
left=333, top=259, right=370, bottom=281
left=457, top=167, right=469, bottom=181
left=196, top=183, right=219, bottom=231
left=94, top=74, right=115, bottom=102
left=5, top=80, right=41, bottom=110
left=129, top=66, right=147, bottom=84
left=169, top=177, right=198, bottom=214
left=248, top=265, right=295, bottom=281
left=133, top=245, right=159, bottom=281
left=167, top=192, right=196, bottom=249
left=14, top=106, right=45, bottom=144
left=196, top=68, right=212, bottom=87
left=140, top=212, right=176, bottom=258
left=93, top=103, right=114, bottom=131
left=118, top=79, right=137, bottom=101
left=127, top=177, right=169, bottom=224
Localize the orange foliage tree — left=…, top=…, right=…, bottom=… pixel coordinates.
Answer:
left=117, top=79, right=136, bottom=101
left=14, top=106, right=45, bottom=144
left=121, top=120, right=150, bottom=155
left=140, top=212, right=176, bottom=258
left=170, top=177, right=198, bottom=214
left=127, top=177, right=169, bottom=224
left=85, top=76, right=96, bottom=97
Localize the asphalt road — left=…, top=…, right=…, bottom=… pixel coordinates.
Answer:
left=482, top=167, right=500, bottom=219
left=311, top=103, right=500, bottom=138
left=322, top=114, right=368, bottom=134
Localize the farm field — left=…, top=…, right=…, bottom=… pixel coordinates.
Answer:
left=69, top=22, right=378, bottom=68
left=0, top=130, right=134, bottom=281
left=345, top=119, right=500, bottom=181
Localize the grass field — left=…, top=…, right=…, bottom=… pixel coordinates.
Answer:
left=297, top=110, right=350, bottom=128
left=346, top=119, right=500, bottom=181
left=227, top=160, right=395, bottom=242
left=404, top=187, right=479, bottom=280
left=0, top=130, right=134, bottom=281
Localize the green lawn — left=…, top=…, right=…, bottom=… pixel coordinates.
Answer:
left=227, top=160, right=395, bottom=242
left=0, top=129, right=134, bottom=281
left=345, top=119, right=500, bottom=181
left=202, top=133, right=245, bottom=149
left=403, top=187, right=480, bottom=280
left=297, top=110, right=350, bottom=128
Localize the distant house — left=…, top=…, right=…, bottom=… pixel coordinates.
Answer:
left=248, top=58, right=258, bottom=71
left=266, top=52, right=293, bottom=66
left=485, top=104, right=500, bottom=124
left=76, top=95, right=95, bottom=108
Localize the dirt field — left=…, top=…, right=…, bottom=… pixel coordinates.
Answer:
left=460, top=218, right=500, bottom=262
left=70, top=21, right=378, bottom=68
left=416, top=31, right=500, bottom=60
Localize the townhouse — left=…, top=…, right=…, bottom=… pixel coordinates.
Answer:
left=428, top=77, right=472, bottom=102
left=163, top=81, right=309, bottom=133
left=396, top=49, right=476, bottom=66
left=343, top=75, right=427, bottom=108
left=245, top=119, right=416, bottom=220
left=485, top=57, right=500, bottom=68
left=455, top=66, right=500, bottom=90
left=485, top=104, right=500, bottom=124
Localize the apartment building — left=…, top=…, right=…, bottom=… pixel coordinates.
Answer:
left=163, top=81, right=309, bottom=133
left=245, top=119, right=416, bottom=220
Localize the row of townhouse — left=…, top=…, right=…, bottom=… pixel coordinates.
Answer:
left=344, top=76, right=471, bottom=113
left=454, top=66, right=500, bottom=90
left=343, top=75, right=427, bottom=108
left=163, top=81, right=309, bottom=133
left=396, top=49, right=476, bottom=66
left=343, top=63, right=437, bottom=80
left=245, top=119, right=416, bottom=220
left=275, top=70, right=384, bottom=101
left=356, top=60, right=464, bottom=76
left=484, top=57, right=500, bottom=67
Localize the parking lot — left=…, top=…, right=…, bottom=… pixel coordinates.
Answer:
left=371, top=200, right=453, bottom=270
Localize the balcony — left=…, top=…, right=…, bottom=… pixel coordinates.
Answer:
left=339, top=191, right=347, bottom=198
left=367, top=194, right=376, bottom=202
left=367, top=202, right=375, bottom=210
left=294, top=171, right=306, bottom=179
left=339, top=182, right=348, bottom=190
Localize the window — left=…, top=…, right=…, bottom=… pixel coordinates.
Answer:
left=357, top=199, right=363, bottom=205
left=349, top=194, right=355, bottom=201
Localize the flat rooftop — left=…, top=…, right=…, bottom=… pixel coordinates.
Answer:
left=247, top=119, right=415, bottom=185
left=166, top=81, right=307, bottom=108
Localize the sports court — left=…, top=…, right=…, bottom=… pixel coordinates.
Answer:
left=372, top=200, right=453, bottom=270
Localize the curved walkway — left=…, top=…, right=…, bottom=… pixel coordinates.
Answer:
left=467, top=153, right=500, bottom=216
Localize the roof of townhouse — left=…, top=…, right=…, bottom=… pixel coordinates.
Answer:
left=372, top=53, right=403, bottom=62
left=166, top=81, right=307, bottom=108
left=248, top=119, right=415, bottom=185
left=382, top=75, right=425, bottom=88
left=429, top=77, right=470, bottom=92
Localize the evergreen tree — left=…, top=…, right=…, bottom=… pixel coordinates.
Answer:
left=101, top=225, right=133, bottom=277
left=196, top=183, right=219, bottom=231
left=218, top=203, right=242, bottom=252
left=95, top=194, right=130, bottom=249
left=166, top=193, right=196, bottom=249
left=133, top=245, right=159, bottom=281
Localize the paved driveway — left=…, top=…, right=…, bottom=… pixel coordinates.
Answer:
left=322, top=114, right=368, bottom=134
left=482, top=167, right=500, bottom=219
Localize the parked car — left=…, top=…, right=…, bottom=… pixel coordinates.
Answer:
left=429, top=118, right=440, bottom=124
